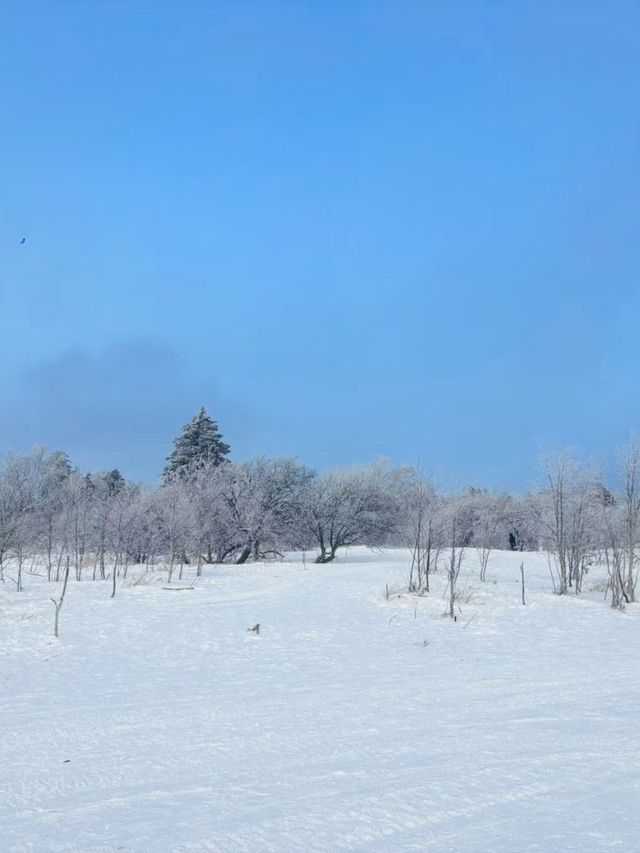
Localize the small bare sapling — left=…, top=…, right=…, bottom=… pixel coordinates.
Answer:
left=50, top=556, right=70, bottom=638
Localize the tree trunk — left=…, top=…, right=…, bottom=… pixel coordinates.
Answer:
left=315, top=546, right=338, bottom=564
left=236, top=544, right=252, bottom=564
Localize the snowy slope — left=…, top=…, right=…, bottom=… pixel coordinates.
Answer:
left=1, top=549, right=639, bottom=852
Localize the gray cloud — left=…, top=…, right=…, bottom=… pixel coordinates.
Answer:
left=0, top=340, right=251, bottom=481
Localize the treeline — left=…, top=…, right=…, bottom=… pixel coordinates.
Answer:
left=1, top=409, right=639, bottom=609
left=0, top=449, right=417, bottom=586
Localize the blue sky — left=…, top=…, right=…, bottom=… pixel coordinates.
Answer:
left=1, top=1, right=639, bottom=487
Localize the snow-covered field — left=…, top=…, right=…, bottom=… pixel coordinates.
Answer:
left=2, top=548, right=639, bottom=852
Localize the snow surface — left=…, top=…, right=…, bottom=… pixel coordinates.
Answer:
left=2, top=548, right=640, bottom=852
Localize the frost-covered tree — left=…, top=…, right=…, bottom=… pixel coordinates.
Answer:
left=442, top=494, right=467, bottom=618
left=106, top=483, right=140, bottom=597
left=104, top=469, right=126, bottom=496
left=301, top=461, right=405, bottom=563
left=0, top=449, right=43, bottom=590
left=149, top=475, right=192, bottom=582
left=601, top=492, right=627, bottom=608
left=163, top=408, right=230, bottom=482
left=64, top=471, right=95, bottom=581
left=601, top=441, right=640, bottom=607
left=92, top=470, right=130, bottom=580
left=465, top=489, right=510, bottom=581
left=405, top=476, right=442, bottom=594
left=36, top=451, right=72, bottom=581
left=534, top=453, right=600, bottom=594
left=618, top=440, right=640, bottom=603
left=182, top=461, right=225, bottom=571
left=217, top=458, right=313, bottom=563
left=505, top=494, right=541, bottom=552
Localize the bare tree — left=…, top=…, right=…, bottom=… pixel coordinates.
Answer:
left=601, top=495, right=627, bottom=608
left=535, top=453, right=599, bottom=595
left=406, top=477, right=441, bottom=594
left=65, top=471, right=95, bottom=581
left=444, top=497, right=466, bottom=619
left=468, top=490, right=509, bottom=582
left=36, top=451, right=71, bottom=582
left=0, top=450, right=43, bottom=589
left=107, top=484, right=139, bottom=597
left=218, top=458, right=313, bottom=564
left=184, top=461, right=224, bottom=573
left=301, top=461, right=405, bottom=564
left=50, top=556, right=71, bottom=638
left=618, top=440, right=640, bottom=602
left=150, top=476, right=191, bottom=583
left=506, top=494, right=541, bottom=552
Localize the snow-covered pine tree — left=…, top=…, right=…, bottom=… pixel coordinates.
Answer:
left=163, top=407, right=230, bottom=482
left=104, top=469, right=126, bottom=495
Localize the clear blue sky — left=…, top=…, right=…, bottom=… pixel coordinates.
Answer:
left=1, top=1, right=639, bottom=487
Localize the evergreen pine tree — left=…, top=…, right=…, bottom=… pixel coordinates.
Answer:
left=163, top=407, right=230, bottom=481
left=104, top=469, right=126, bottom=495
